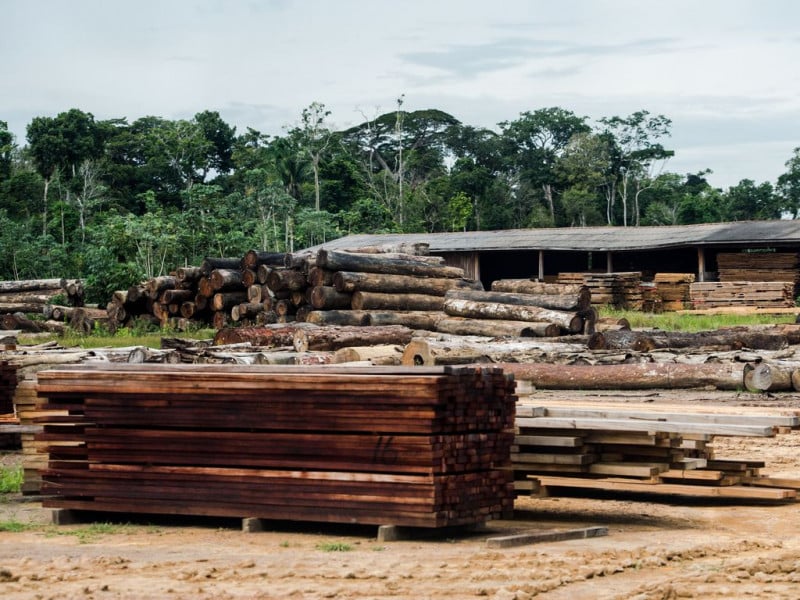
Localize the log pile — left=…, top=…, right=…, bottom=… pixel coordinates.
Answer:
left=513, top=405, right=800, bottom=502
left=690, top=281, right=795, bottom=309
left=0, top=278, right=85, bottom=317
left=35, top=364, right=515, bottom=528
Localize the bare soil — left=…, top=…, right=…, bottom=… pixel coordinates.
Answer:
left=2, top=389, right=800, bottom=600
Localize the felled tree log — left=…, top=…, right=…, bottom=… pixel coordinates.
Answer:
left=445, top=288, right=590, bottom=312
left=496, top=362, right=748, bottom=391
left=293, top=324, right=414, bottom=352
left=0, top=302, right=49, bottom=315
left=434, top=317, right=559, bottom=338
left=242, top=250, right=287, bottom=270
left=341, top=242, right=430, bottom=255
left=144, top=276, right=177, bottom=300
left=351, top=291, right=444, bottom=312
left=308, top=286, right=352, bottom=310
left=305, top=310, right=370, bottom=326
left=443, top=297, right=584, bottom=333
left=211, top=292, right=248, bottom=312
left=161, top=289, right=194, bottom=304
left=308, top=267, right=336, bottom=287
left=743, top=363, right=794, bottom=392
left=491, top=280, right=587, bottom=296
left=0, top=278, right=64, bottom=293
left=0, top=291, right=61, bottom=304
left=588, top=329, right=789, bottom=352
left=401, top=337, right=588, bottom=366
left=364, top=311, right=446, bottom=330
left=232, top=302, right=264, bottom=322
left=1, top=312, right=45, bottom=332
left=49, top=305, right=107, bottom=322
left=210, top=269, right=243, bottom=292
left=333, top=271, right=481, bottom=295
left=332, top=344, right=405, bottom=365
left=175, top=266, right=203, bottom=285
left=594, top=317, right=631, bottom=332
left=317, top=249, right=465, bottom=279
left=213, top=323, right=318, bottom=347
left=200, top=257, right=241, bottom=275
left=267, top=269, right=308, bottom=293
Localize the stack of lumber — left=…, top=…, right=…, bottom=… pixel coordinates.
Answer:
left=35, top=364, right=516, bottom=528
left=0, top=278, right=84, bottom=317
left=556, top=272, right=643, bottom=310
left=717, top=252, right=800, bottom=289
left=639, top=282, right=662, bottom=313
left=513, top=405, right=800, bottom=502
left=689, top=281, right=795, bottom=309
left=653, top=273, right=695, bottom=311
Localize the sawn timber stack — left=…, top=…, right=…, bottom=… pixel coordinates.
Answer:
left=35, top=364, right=515, bottom=528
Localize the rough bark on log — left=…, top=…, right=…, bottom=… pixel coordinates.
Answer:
left=0, top=291, right=61, bottom=304
left=175, top=266, right=203, bottom=284
left=443, top=297, right=583, bottom=333
left=445, top=288, right=590, bottom=312
left=211, top=292, right=248, bottom=312
left=589, top=329, right=789, bottom=352
left=267, top=269, right=308, bottom=293
left=255, top=310, right=279, bottom=326
left=293, top=324, right=414, bottom=352
left=1, top=312, right=45, bottom=332
left=594, top=317, right=631, bottom=332
left=0, top=302, right=49, bottom=314
left=351, top=291, right=444, bottom=312
left=232, top=302, right=264, bottom=322
left=401, top=337, right=588, bottom=366
left=50, top=305, right=107, bottom=322
left=0, top=278, right=64, bottom=293
left=497, top=362, right=748, bottom=391
left=491, top=280, right=587, bottom=296
left=308, top=267, right=336, bottom=287
left=305, top=310, right=370, bottom=326
left=364, top=311, right=446, bottom=330
left=210, top=269, right=243, bottom=292
left=341, top=242, right=430, bottom=255
left=144, top=276, right=177, bottom=300
left=333, top=271, right=482, bottom=296
left=309, top=286, right=352, bottom=310
left=201, top=257, right=241, bottom=275
left=434, top=317, right=559, bottom=338
left=317, top=249, right=465, bottom=279
left=161, top=289, right=194, bottom=304
left=242, top=250, right=287, bottom=269
left=213, top=323, right=318, bottom=347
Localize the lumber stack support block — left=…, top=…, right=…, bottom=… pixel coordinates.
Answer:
left=35, top=364, right=516, bottom=528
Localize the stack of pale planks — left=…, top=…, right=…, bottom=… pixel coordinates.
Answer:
left=35, top=364, right=516, bottom=528
left=717, top=251, right=799, bottom=286
left=557, top=272, right=643, bottom=310
left=653, top=273, right=695, bottom=311
left=513, top=405, right=800, bottom=502
left=689, top=281, right=795, bottom=309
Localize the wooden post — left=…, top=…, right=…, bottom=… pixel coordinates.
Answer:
left=538, top=251, right=544, bottom=280
left=698, top=248, right=706, bottom=282
left=606, top=251, right=613, bottom=273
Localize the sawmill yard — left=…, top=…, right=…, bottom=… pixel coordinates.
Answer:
left=2, top=388, right=800, bottom=600
left=4, top=244, right=800, bottom=598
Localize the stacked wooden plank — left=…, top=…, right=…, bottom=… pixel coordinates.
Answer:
left=35, top=364, right=516, bottom=528
left=0, top=360, right=15, bottom=415
left=717, top=252, right=800, bottom=286
left=513, top=405, right=800, bottom=502
left=653, top=273, right=695, bottom=311
left=557, top=272, right=643, bottom=310
left=690, top=281, right=795, bottom=309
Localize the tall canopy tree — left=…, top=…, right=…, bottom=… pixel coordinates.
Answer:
left=777, top=147, right=800, bottom=219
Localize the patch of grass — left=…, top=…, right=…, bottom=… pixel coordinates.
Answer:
left=46, top=522, right=135, bottom=544
left=316, top=541, right=353, bottom=552
left=20, top=326, right=215, bottom=349
left=0, top=519, right=34, bottom=532
left=0, top=464, right=23, bottom=494
left=600, top=308, right=797, bottom=332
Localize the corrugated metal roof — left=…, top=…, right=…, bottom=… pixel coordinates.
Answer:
left=307, top=221, right=800, bottom=253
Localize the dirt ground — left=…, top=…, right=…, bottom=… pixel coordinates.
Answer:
left=2, top=389, right=800, bottom=600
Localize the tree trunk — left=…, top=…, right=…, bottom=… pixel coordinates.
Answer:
left=332, top=344, right=404, bottom=365
left=491, top=280, right=587, bottom=296
left=232, top=302, right=265, bottom=322
left=443, top=297, right=584, bottom=333
left=0, top=302, right=48, bottom=314
left=743, top=363, right=794, bottom=392
left=0, top=292, right=61, bottom=304
left=305, top=310, right=370, bottom=326
left=308, top=286, right=352, bottom=310
left=0, top=312, right=45, bottom=332
left=200, top=257, right=241, bottom=275
left=175, top=266, right=203, bottom=285
left=341, top=242, right=430, bottom=256
left=445, top=288, right=590, bottom=311
left=364, top=311, right=446, bottom=330
left=401, top=337, right=587, bottom=366
left=589, top=329, right=789, bottom=352
left=161, top=289, right=194, bottom=304
left=499, top=362, right=748, bottom=391
left=293, top=324, right=415, bottom=352
left=242, top=250, right=287, bottom=269
left=0, top=278, right=65, bottom=293
left=213, top=323, right=319, bottom=347
left=266, top=269, right=308, bottom=293
left=435, top=317, right=559, bottom=338
left=317, top=249, right=465, bottom=279
left=333, top=271, right=482, bottom=295
left=210, top=269, right=243, bottom=292
left=308, top=267, right=336, bottom=287
left=241, top=268, right=257, bottom=288
left=144, top=276, right=177, bottom=300
left=211, top=292, right=248, bottom=312
left=351, top=291, right=444, bottom=312
left=247, top=285, right=262, bottom=303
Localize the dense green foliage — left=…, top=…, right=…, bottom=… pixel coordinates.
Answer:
left=1, top=106, right=798, bottom=303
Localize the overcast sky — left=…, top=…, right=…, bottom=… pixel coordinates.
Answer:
left=3, top=0, right=799, bottom=189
